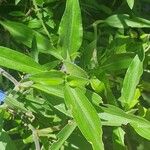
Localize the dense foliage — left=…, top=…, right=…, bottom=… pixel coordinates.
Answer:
left=0, top=0, right=150, bottom=149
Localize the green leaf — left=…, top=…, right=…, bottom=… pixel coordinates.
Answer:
left=64, top=61, right=88, bottom=78
left=0, top=46, right=46, bottom=74
left=35, top=0, right=44, bottom=5
left=105, top=14, right=150, bottom=28
left=77, top=87, right=103, bottom=106
left=5, top=97, right=28, bottom=112
left=15, top=0, right=22, bottom=5
left=119, top=55, right=143, bottom=109
left=0, top=110, right=4, bottom=132
left=90, top=77, right=105, bottom=93
left=0, top=131, right=17, bottom=150
left=112, top=127, right=126, bottom=150
left=32, top=84, right=64, bottom=98
left=66, top=75, right=89, bottom=87
left=33, top=84, right=103, bottom=118
left=30, top=71, right=65, bottom=85
left=99, top=104, right=150, bottom=129
left=50, top=121, right=77, bottom=150
left=127, top=0, right=134, bottom=9
left=85, top=90, right=103, bottom=106
left=58, top=0, right=83, bottom=58
left=97, top=54, right=133, bottom=73
left=131, top=124, right=150, bottom=140
left=99, top=104, right=131, bottom=126
left=31, top=36, right=39, bottom=63
left=0, top=20, right=62, bottom=59
left=64, top=85, right=104, bottom=150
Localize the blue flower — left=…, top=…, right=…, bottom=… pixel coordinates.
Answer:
left=0, top=90, right=6, bottom=104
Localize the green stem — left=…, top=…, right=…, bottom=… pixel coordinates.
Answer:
left=28, top=124, right=41, bottom=150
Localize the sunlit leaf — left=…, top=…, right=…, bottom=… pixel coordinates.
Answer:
left=58, top=0, right=83, bottom=58
left=64, top=61, right=88, bottom=78
left=15, top=0, right=22, bottom=5
left=119, top=55, right=143, bottom=109
left=112, top=127, right=126, bottom=150
left=50, top=121, right=77, bottom=150
left=127, top=0, right=134, bottom=9
left=30, top=71, right=65, bottom=85
left=105, top=14, right=150, bottom=28
left=0, top=46, right=46, bottom=74
left=0, top=20, right=62, bottom=59
left=64, top=85, right=104, bottom=150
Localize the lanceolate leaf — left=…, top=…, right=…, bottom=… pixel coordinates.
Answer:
left=127, top=0, right=134, bottom=9
left=105, top=14, right=150, bottom=28
left=99, top=105, right=150, bottom=127
left=119, top=55, right=143, bottom=109
left=0, top=46, right=46, bottom=74
left=5, top=96, right=28, bottom=112
left=32, top=84, right=64, bottom=98
left=98, top=54, right=133, bottom=73
left=64, top=61, right=88, bottom=78
left=58, top=0, right=83, bottom=58
left=30, top=71, right=65, bottom=86
left=64, top=85, right=104, bottom=150
left=0, top=20, right=62, bottom=59
left=131, top=124, right=150, bottom=140
left=50, top=121, right=77, bottom=150
left=15, top=0, right=22, bottom=5
left=99, top=104, right=150, bottom=141
left=112, top=127, right=126, bottom=150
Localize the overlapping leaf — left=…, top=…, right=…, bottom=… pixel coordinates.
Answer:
left=58, top=0, right=83, bottom=58
left=119, top=55, right=143, bottom=109
left=0, top=46, right=46, bottom=74
left=105, top=14, right=150, bottom=28
left=64, top=85, right=104, bottom=150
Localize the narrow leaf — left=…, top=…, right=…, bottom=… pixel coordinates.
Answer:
left=112, top=127, right=126, bottom=150
left=64, top=85, right=104, bottom=150
left=131, top=124, right=150, bottom=140
left=119, top=55, right=143, bottom=109
left=50, top=121, right=76, bottom=150
left=32, top=84, right=64, bottom=98
left=58, top=0, right=83, bottom=58
left=64, top=61, right=88, bottom=78
left=0, top=46, right=46, bottom=74
left=127, top=0, right=134, bottom=9
left=99, top=104, right=150, bottom=129
left=0, top=20, right=62, bottom=59
left=15, top=0, right=21, bottom=5
left=105, top=14, right=150, bottom=28
left=30, top=71, right=65, bottom=86
left=5, top=97, right=28, bottom=112
left=97, top=54, right=133, bottom=73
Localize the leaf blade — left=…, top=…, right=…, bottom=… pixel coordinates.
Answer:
left=58, top=0, right=83, bottom=58
left=119, top=55, right=143, bottom=109
left=50, top=121, right=77, bottom=150
left=127, top=0, right=134, bottom=9
left=64, top=85, right=104, bottom=150
left=105, top=14, right=150, bottom=28
left=0, top=46, right=45, bottom=74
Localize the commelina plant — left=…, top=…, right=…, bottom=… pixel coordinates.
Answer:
left=0, top=0, right=150, bottom=150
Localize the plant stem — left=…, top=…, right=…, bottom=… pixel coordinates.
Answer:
left=0, top=68, right=19, bottom=86
left=28, top=124, right=41, bottom=150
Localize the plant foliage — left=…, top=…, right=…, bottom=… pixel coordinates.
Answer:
left=0, top=0, right=150, bottom=149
